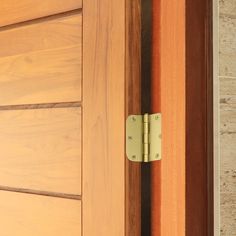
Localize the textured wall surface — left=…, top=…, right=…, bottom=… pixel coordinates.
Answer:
left=220, top=0, right=236, bottom=234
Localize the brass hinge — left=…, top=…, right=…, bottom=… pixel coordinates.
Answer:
left=126, top=113, right=162, bottom=162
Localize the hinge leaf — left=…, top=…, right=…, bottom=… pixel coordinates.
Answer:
left=149, top=113, right=162, bottom=161
left=126, top=115, right=143, bottom=162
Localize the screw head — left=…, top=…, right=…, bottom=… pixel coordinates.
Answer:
left=128, top=136, right=133, bottom=140
left=155, top=153, right=159, bottom=159
left=155, top=115, right=159, bottom=120
left=132, top=117, right=136, bottom=122
left=132, top=155, right=136, bottom=159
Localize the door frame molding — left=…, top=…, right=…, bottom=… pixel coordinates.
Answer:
left=186, top=0, right=214, bottom=235
left=149, top=0, right=214, bottom=235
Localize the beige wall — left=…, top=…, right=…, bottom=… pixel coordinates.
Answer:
left=219, top=0, right=236, bottom=234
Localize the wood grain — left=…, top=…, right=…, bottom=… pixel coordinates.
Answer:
left=151, top=0, right=214, bottom=235
left=0, top=191, right=81, bottom=236
left=151, top=0, right=186, bottom=235
left=0, top=107, right=81, bottom=195
left=125, top=1, right=141, bottom=236
left=186, top=0, right=214, bottom=235
left=0, top=0, right=82, bottom=27
left=0, top=14, right=82, bottom=58
left=0, top=45, right=81, bottom=105
left=151, top=0, right=161, bottom=235
left=0, top=14, right=81, bottom=105
left=83, top=0, right=125, bottom=235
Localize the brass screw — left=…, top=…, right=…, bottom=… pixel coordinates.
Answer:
left=155, top=115, right=159, bottom=120
left=155, top=153, right=159, bottom=159
left=132, top=155, right=136, bottom=159
left=132, top=117, right=136, bottom=122
left=128, top=136, right=133, bottom=140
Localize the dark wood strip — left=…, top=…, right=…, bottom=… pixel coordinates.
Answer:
left=141, top=0, right=152, bottom=235
left=125, top=1, right=141, bottom=236
left=0, top=102, right=81, bottom=111
left=0, top=186, right=81, bottom=200
left=186, top=0, right=214, bottom=235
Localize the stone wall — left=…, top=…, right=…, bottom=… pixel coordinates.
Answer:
left=219, top=0, right=236, bottom=234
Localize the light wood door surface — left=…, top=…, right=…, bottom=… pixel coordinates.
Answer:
left=0, top=13, right=82, bottom=105
left=0, top=1, right=134, bottom=236
left=0, top=2, right=83, bottom=235
left=0, top=107, right=81, bottom=195
left=0, top=191, right=81, bottom=236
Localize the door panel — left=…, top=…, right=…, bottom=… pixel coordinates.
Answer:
left=0, top=1, right=133, bottom=235
left=0, top=0, right=82, bottom=27
left=0, top=14, right=81, bottom=105
left=0, top=191, right=81, bottom=236
left=0, top=107, right=81, bottom=195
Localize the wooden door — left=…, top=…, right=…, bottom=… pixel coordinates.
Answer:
left=0, top=1, right=141, bottom=236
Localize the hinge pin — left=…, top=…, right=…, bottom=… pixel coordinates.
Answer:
left=143, top=114, right=149, bottom=162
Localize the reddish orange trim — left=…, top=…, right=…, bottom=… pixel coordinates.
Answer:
left=151, top=0, right=161, bottom=235
left=151, top=0, right=185, bottom=235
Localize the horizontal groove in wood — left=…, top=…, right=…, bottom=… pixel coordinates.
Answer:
left=0, top=185, right=81, bottom=200
left=0, top=102, right=82, bottom=111
left=0, top=14, right=82, bottom=106
left=0, top=8, right=82, bottom=32
left=0, top=0, right=82, bottom=27
left=0, top=107, right=81, bottom=195
left=0, top=190, right=81, bottom=236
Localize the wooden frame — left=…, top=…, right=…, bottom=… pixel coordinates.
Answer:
left=83, top=1, right=126, bottom=235
left=151, top=0, right=186, bottom=235
left=83, top=0, right=214, bottom=234
left=151, top=0, right=214, bottom=235
left=83, top=1, right=141, bottom=235
left=186, top=0, right=214, bottom=235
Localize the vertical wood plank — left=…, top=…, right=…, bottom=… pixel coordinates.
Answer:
left=83, top=1, right=125, bottom=236
left=186, top=0, right=214, bottom=235
left=126, top=1, right=141, bottom=236
left=151, top=0, right=161, bottom=235
left=151, top=0, right=186, bottom=235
